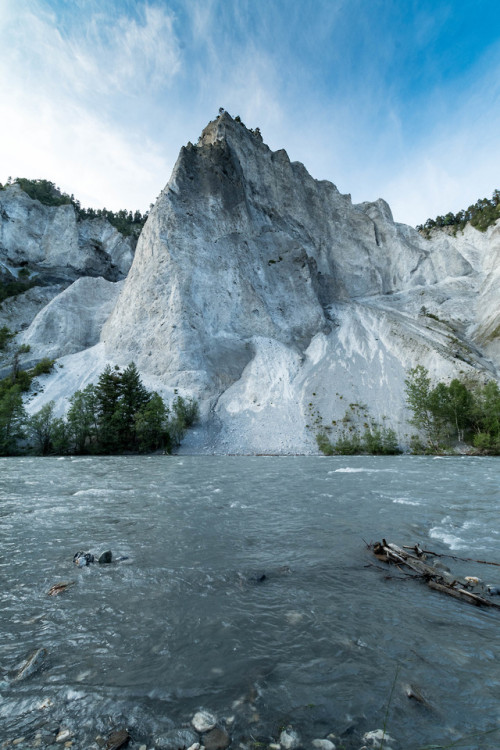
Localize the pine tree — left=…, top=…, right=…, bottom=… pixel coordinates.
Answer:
left=67, top=384, right=99, bottom=453
left=116, top=362, right=151, bottom=450
left=0, top=385, right=27, bottom=455
left=135, top=392, right=169, bottom=452
left=95, top=365, right=122, bottom=452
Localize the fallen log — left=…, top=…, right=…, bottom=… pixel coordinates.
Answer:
left=402, top=545, right=500, bottom=567
left=370, top=540, right=500, bottom=610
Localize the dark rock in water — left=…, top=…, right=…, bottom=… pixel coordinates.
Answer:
left=154, top=728, right=198, bottom=750
left=106, top=728, right=130, bottom=750
left=98, top=550, right=113, bottom=564
left=73, top=550, right=95, bottom=567
left=251, top=573, right=267, bottom=583
left=487, top=585, right=500, bottom=596
left=13, top=647, right=47, bottom=681
left=202, top=727, right=231, bottom=750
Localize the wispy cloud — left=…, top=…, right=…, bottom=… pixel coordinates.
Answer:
left=0, top=0, right=182, bottom=209
left=0, top=0, right=499, bottom=225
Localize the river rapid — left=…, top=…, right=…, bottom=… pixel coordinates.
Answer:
left=1, top=455, right=500, bottom=750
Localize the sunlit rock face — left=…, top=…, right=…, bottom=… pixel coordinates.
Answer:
left=102, top=113, right=472, bottom=386
left=20, top=113, right=500, bottom=452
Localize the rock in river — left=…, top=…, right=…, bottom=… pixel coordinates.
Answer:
left=202, top=727, right=231, bottom=750
left=191, top=710, right=217, bottom=733
left=13, top=647, right=47, bottom=681
left=154, top=728, right=199, bottom=750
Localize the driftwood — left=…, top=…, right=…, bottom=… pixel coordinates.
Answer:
left=370, top=539, right=500, bottom=610
left=47, top=581, right=75, bottom=596
left=402, top=544, right=500, bottom=567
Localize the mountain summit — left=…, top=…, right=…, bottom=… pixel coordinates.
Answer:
left=4, top=112, right=500, bottom=453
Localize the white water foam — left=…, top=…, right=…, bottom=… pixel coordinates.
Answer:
left=393, top=498, right=421, bottom=506
left=328, top=467, right=395, bottom=474
left=72, top=488, right=110, bottom=496
left=329, top=468, right=368, bottom=474
left=429, top=527, right=466, bottom=550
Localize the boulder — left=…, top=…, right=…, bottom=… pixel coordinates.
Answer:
left=191, top=711, right=217, bottom=733
left=202, top=727, right=231, bottom=750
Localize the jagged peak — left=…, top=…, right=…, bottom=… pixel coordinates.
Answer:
left=198, top=110, right=265, bottom=149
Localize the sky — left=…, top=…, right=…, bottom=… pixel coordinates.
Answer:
left=1, top=0, right=499, bottom=226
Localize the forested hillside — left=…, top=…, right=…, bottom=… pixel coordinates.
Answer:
left=417, top=190, right=500, bottom=237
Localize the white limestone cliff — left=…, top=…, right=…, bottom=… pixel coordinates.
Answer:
left=0, top=183, right=135, bottom=282
left=19, top=277, right=124, bottom=362
left=13, top=113, right=500, bottom=452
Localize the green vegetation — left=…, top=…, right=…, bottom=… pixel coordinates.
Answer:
left=312, top=397, right=400, bottom=456
left=0, top=276, right=38, bottom=304
left=317, top=420, right=399, bottom=455
left=5, top=177, right=148, bottom=237
left=405, top=365, right=500, bottom=453
left=0, top=360, right=198, bottom=456
left=0, top=326, right=14, bottom=350
left=315, top=367, right=500, bottom=456
left=417, top=189, right=500, bottom=237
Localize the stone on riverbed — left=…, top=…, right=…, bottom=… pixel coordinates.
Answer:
left=362, top=728, right=395, bottom=748
left=56, top=728, right=73, bottom=743
left=106, top=728, right=130, bottom=750
left=202, top=727, right=231, bottom=750
left=312, top=740, right=336, bottom=750
left=192, top=711, right=217, bottom=733
left=279, top=728, right=300, bottom=750
left=154, top=728, right=199, bottom=750
left=13, top=647, right=48, bottom=681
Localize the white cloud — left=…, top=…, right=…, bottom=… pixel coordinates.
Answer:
left=0, top=0, right=182, bottom=209
left=1, top=0, right=499, bottom=228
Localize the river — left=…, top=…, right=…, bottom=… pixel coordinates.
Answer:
left=1, top=455, right=500, bottom=749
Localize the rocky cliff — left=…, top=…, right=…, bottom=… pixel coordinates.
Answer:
left=0, top=183, right=135, bottom=374
left=6, top=113, right=500, bottom=453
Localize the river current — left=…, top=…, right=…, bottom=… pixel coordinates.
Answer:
left=1, top=455, right=500, bottom=750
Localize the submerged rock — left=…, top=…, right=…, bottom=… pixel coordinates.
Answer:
left=55, top=728, right=73, bottom=743
left=154, top=728, right=199, bottom=750
left=279, top=728, right=300, bottom=750
left=106, top=728, right=130, bottom=750
left=311, top=740, right=335, bottom=750
left=13, top=647, right=47, bottom=681
left=202, top=727, right=231, bottom=750
left=362, top=728, right=395, bottom=748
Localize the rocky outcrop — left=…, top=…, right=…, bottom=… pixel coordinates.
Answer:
left=18, top=113, right=500, bottom=452
left=19, top=277, right=124, bottom=361
left=0, top=183, right=135, bottom=283
left=101, top=114, right=473, bottom=394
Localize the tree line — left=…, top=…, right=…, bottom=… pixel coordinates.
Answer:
left=315, top=366, right=500, bottom=455
left=0, top=361, right=198, bottom=456
left=417, top=189, right=500, bottom=237
left=0, top=178, right=148, bottom=237
left=404, top=365, right=500, bottom=453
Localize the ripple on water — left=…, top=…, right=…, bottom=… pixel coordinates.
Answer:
left=2, top=455, right=500, bottom=750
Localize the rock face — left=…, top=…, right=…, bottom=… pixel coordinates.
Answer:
left=19, top=277, right=124, bottom=361
left=102, top=113, right=472, bottom=396
left=17, top=113, right=500, bottom=452
left=0, top=184, right=135, bottom=376
left=0, top=183, right=135, bottom=283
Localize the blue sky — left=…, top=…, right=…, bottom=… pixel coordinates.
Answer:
left=1, top=0, right=499, bottom=225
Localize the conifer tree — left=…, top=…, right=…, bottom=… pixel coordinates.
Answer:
left=0, top=385, right=27, bottom=455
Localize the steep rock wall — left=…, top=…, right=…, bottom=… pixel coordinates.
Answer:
left=0, top=184, right=135, bottom=282
left=21, top=113, right=500, bottom=452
